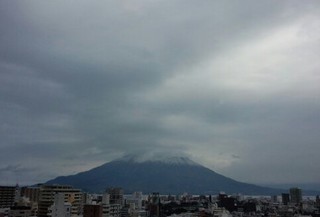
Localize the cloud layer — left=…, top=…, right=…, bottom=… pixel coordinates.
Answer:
left=1, top=1, right=320, bottom=185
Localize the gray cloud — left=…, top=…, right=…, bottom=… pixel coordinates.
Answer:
left=1, top=0, right=320, bottom=185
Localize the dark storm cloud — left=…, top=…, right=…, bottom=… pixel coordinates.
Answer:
left=1, top=0, right=320, bottom=185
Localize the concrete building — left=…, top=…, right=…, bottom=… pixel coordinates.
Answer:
left=83, top=204, right=102, bottom=217
left=48, top=193, right=71, bottom=217
left=102, top=204, right=120, bottom=217
left=0, top=186, right=17, bottom=208
left=102, top=194, right=110, bottom=205
left=101, top=192, right=120, bottom=217
left=8, top=197, right=38, bottom=217
left=316, top=195, right=320, bottom=207
left=147, top=193, right=160, bottom=217
left=282, top=193, right=290, bottom=205
left=37, top=185, right=82, bottom=217
left=128, top=203, right=147, bottom=217
left=290, top=187, right=302, bottom=204
left=9, top=205, right=32, bottom=217
left=107, top=188, right=123, bottom=206
left=20, top=186, right=40, bottom=203
left=128, top=192, right=143, bottom=210
left=271, top=195, right=278, bottom=203
left=125, top=192, right=146, bottom=217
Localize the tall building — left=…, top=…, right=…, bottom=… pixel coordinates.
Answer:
left=0, top=186, right=17, bottom=208
left=48, top=193, right=71, bottom=217
left=316, top=195, right=320, bottom=207
left=37, top=185, right=82, bottom=217
left=290, top=187, right=302, bottom=204
left=147, top=193, right=160, bottom=217
left=130, top=192, right=142, bottom=210
left=101, top=192, right=120, bottom=217
left=107, top=188, right=123, bottom=206
left=20, top=186, right=40, bottom=203
left=83, top=204, right=102, bottom=217
left=281, top=193, right=290, bottom=205
left=271, top=195, right=278, bottom=203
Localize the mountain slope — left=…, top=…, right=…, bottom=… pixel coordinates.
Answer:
left=46, top=156, right=280, bottom=194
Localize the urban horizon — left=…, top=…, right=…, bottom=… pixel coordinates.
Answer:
left=1, top=2, right=320, bottom=215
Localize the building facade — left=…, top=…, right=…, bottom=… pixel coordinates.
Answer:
left=290, top=187, right=302, bottom=204
left=37, top=185, right=82, bottom=217
left=83, top=204, right=102, bottom=217
left=107, top=188, right=123, bottom=206
left=0, top=186, right=17, bottom=209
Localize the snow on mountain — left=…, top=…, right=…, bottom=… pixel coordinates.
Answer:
left=117, top=154, right=200, bottom=166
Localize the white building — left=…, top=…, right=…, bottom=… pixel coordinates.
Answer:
left=48, top=193, right=71, bottom=217
left=102, top=193, right=120, bottom=217
left=38, top=185, right=82, bottom=217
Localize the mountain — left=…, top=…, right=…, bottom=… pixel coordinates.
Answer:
left=46, top=155, right=281, bottom=195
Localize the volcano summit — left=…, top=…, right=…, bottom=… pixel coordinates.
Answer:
left=46, top=155, right=279, bottom=194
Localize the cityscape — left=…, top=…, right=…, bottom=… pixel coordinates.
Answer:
left=0, top=184, right=320, bottom=217
left=1, top=184, right=320, bottom=217
left=1, top=156, right=320, bottom=217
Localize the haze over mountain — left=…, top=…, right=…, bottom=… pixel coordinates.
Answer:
left=46, top=155, right=282, bottom=195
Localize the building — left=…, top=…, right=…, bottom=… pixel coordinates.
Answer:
left=128, top=203, right=147, bottom=217
left=48, top=193, right=71, bottom=217
left=9, top=206, right=32, bottom=217
left=20, top=186, right=40, bottom=203
left=147, top=193, right=160, bottom=217
left=126, top=192, right=143, bottom=210
left=290, top=187, right=302, bottom=204
left=282, top=193, right=290, bottom=205
left=0, top=186, right=17, bottom=208
left=101, top=192, right=120, bottom=217
left=271, top=195, right=278, bottom=203
left=83, top=204, right=102, bottom=217
left=107, top=188, right=123, bottom=206
left=37, top=185, right=82, bottom=217
left=9, top=196, right=38, bottom=217
left=125, top=192, right=146, bottom=217
left=316, top=195, right=320, bottom=207
left=102, top=204, right=120, bottom=217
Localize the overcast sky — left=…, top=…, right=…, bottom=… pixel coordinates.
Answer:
left=1, top=1, right=320, bottom=186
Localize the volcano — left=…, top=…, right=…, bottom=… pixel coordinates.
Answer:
left=46, top=155, right=280, bottom=195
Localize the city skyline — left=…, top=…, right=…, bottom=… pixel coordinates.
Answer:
left=0, top=1, right=320, bottom=186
